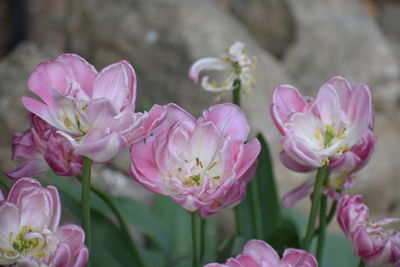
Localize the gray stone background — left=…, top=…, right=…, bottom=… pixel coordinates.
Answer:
left=1, top=0, right=400, bottom=235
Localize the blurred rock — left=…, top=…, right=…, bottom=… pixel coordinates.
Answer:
left=27, top=0, right=68, bottom=51
left=0, top=42, right=60, bottom=175
left=229, top=0, right=296, bottom=58
left=377, top=3, right=400, bottom=82
left=68, top=0, right=308, bottom=219
left=284, top=0, right=400, bottom=114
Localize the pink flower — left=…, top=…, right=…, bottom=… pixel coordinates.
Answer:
left=129, top=103, right=260, bottom=218
left=204, top=239, right=317, bottom=267
left=189, top=42, right=256, bottom=94
left=337, top=194, right=400, bottom=266
left=271, top=76, right=375, bottom=208
left=6, top=113, right=83, bottom=179
left=0, top=178, right=88, bottom=266
left=23, top=54, right=166, bottom=162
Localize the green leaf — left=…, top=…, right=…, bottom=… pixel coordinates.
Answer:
left=153, top=196, right=192, bottom=264
left=234, top=194, right=255, bottom=240
left=48, top=174, right=170, bottom=254
left=256, top=134, right=281, bottom=240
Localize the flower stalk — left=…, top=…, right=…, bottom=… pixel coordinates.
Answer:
left=232, top=78, right=241, bottom=107
left=192, top=211, right=200, bottom=267
left=81, top=156, right=92, bottom=258
left=316, top=170, right=330, bottom=263
left=76, top=175, right=146, bottom=267
left=303, top=165, right=329, bottom=250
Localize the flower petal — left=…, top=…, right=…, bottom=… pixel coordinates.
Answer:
left=282, top=179, right=314, bottom=208
left=189, top=57, right=226, bottom=83
left=242, top=239, right=280, bottom=265
left=74, top=130, right=126, bottom=162
left=281, top=248, right=318, bottom=267
left=56, top=54, right=97, bottom=97
left=92, top=61, right=136, bottom=110
left=5, top=159, right=50, bottom=179
left=200, top=103, right=250, bottom=141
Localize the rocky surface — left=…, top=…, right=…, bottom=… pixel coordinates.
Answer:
left=220, top=0, right=296, bottom=58
left=0, top=42, right=60, bottom=177
left=285, top=0, right=400, bottom=113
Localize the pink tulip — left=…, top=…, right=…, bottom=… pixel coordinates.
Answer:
left=204, top=239, right=317, bottom=267
left=272, top=77, right=375, bottom=208
left=0, top=178, right=88, bottom=266
left=189, top=42, right=256, bottom=94
left=337, top=194, right=400, bottom=266
left=271, top=76, right=374, bottom=171
left=129, top=103, right=260, bottom=218
left=6, top=113, right=83, bottom=179
left=23, top=54, right=167, bottom=162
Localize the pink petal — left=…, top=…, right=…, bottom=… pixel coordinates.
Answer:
left=152, top=103, right=196, bottom=136
left=57, top=224, right=86, bottom=252
left=346, top=84, right=372, bottom=143
left=27, top=61, right=71, bottom=104
left=281, top=248, right=318, bottom=267
left=189, top=122, right=224, bottom=168
left=282, top=179, right=314, bottom=208
left=242, top=239, right=280, bottom=265
left=7, top=178, right=41, bottom=203
left=129, top=137, right=165, bottom=195
left=51, top=243, right=72, bottom=267
left=281, top=136, right=323, bottom=168
left=280, top=151, right=316, bottom=173
left=74, top=130, right=126, bottom=162
left=85, top=98, right=119, bottom=129
left=271, top=85, right=308, bottom=134
left=22, top=97, right=61, bottom=129
left=123, top=104, right=168, bottom=144
left=323, top=76, right=352, bottom=112
left=200, top=103, right=250, bottom=141
left=56, top=54, right=97, bottom=97
left=5, top=159, right=50, bottom=179
left=0, top=203, right=20, bottom=249
left=47, top=185, right=61, bottom=232
left=313, top=84, right=342, bottom=127
left=235, top=139, right=261, bottom=181
left=92, top=61, right=136, bottom=111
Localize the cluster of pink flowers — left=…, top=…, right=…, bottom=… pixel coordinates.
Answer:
left=337, top=195, right=400, bottom=266
left=270, top=76, right=376, bottom=207
left=22, top=54, right=166, bottom=162
left=0, top=178, right=88, bottom=266
left=6, top=113, right=82, bottom=179
left=3, top=46, right=392, bottom=267
left=204, top=239, right=317, bottom=267
left=130, top=103, right=260, bottom=218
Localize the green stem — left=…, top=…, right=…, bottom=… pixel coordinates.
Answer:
left=316, top=171, right=330, bottom=263
left=232, top=79, right=241, bottom=107
left=76, top=176, right=146, bottom=267
left=0, top=177, right=11, bottom=191
left=303, top=165, right=329, bottom=250
left=81, top=156, right=92, bottom=258
left=192, top=212, right=200, bottom=267
left=232, top=78, right=242, bottom=237
left=313, top=199, right=338, bottom=237
left=200, top=218, right=206, bottom=262
left=357, top=259, right=365, bottom=267
left=249, top=179, right=263, bottom=239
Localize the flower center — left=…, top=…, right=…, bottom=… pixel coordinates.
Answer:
left=313, top=124, right=347, bottom=149
left=11, top=225, right=44, bottom=258
left=174, top=157, right=220, bottom=187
